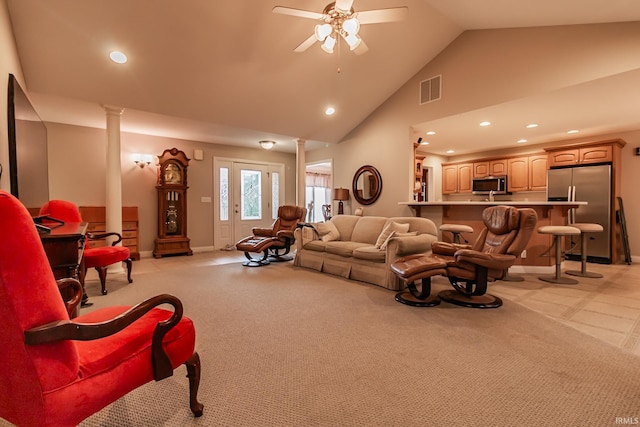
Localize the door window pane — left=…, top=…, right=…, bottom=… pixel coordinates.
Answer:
left=219, top=167, right=229, bottom=221
left=271, top=171, right=280, bottom=219
left=241, top=169, right=261, bottom=220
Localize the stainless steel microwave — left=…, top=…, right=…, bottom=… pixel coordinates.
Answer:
left=472, top=176, right=508, bottom=194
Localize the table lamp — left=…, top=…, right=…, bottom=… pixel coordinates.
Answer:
left=333, top=188, right=350, bottom=215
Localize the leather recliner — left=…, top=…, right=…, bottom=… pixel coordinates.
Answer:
left=433, top=205, right=538, bottom=308
left=235, top=205, right=307, bottom=267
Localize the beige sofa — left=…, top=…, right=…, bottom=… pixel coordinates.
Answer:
left=293, top=215, right=438, bottom=291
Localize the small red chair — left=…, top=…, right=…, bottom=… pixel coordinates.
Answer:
left=39, top=200, right=132, bottom=296
left=0, top=190, right=203, bottom=426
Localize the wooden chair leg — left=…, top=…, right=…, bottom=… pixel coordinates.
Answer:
left=95, top=260, right=133, bottom=295
left=125, top=258, right=133, bottom=283
left=185, top=352, right=204, bottom=417
left=96, top=266, right=108, bottom=295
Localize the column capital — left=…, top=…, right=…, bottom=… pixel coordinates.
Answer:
left=102, top=105, right=124, bottom=116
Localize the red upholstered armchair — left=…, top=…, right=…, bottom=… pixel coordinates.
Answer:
left=39, top=200, right=132, bottom=297
left=0, top=191, right=203, bottom=426
left=236, top=205, right=307, bottom=266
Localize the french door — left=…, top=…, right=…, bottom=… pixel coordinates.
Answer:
left=213, top=159, right=284, bottom=249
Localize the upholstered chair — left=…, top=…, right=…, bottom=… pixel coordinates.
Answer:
left=39, top=200, right=132, bottom=296
left=236, top=205, right=307, bottom=266
left=0, top=190, right=203, bottom=426
left=433, top=205, right=538, bottom=308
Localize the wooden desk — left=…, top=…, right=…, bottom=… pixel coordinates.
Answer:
left=38, top=222, right=87, bottom=316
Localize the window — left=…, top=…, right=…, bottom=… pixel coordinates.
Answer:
left=305, top=170, right=331, bottom=222
left=241, top=169, right=261, bottom=220
left=219, top=167, right=229, bottom=221
left=271, top=171, right=279, bottom=220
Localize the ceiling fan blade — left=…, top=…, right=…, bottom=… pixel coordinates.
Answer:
left=357, top=7, right=409, bottom=24
left=272, top=6, right=323, bottom=20
left=335, top=0, right=355, bottom=12
left=294, top=34, right=318, bottom=53
left=353, top=39, right=369, bottom=55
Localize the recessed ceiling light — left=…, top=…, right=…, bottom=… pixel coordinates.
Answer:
left=526, top=123, right=539, bottom=128
left=420, top=141, right=430, bottom=145
left=517, top=139, right=527, bottom=143
left=446, top=149, right=455, bottom=154
left=479, top=121, right=491, bottom=127
left=109, top=51, right=127, bottom=64
left=567, top=129, right=579, bottom=134
left=426, top=131, right=436, bottom=135
left=325, top=107, right=335, bottom=116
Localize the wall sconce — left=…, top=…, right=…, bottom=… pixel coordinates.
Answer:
left=133, top=153, right=154, bottom=168
left=259, top=140, right=276, bottom=150
left=333, top=187, right=350, bottom=215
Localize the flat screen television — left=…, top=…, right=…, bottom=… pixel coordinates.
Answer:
left=7, top=73, right=49, bottom=209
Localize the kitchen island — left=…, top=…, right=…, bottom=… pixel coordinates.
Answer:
left=400, top=201, right=586, bottom=269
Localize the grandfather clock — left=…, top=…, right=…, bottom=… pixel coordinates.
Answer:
left=153, top=148, right=193, bottom=258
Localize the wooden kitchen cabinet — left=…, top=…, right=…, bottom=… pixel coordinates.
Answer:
left=415, top=155, right=425, bottom=197
left=442, top=164, right=459, bottom=194
left=458, top=163, right=472, bottom=193
left=442, top=163, right=472, bottom=194
left=547, top=149, right=579, bottom=167
left=507, top=157, right=529, bottom=192
left=473, top=161, right=489, bottom=178
left=474, top=159, right=507, bottom=177
left=489, top=159, right=507, bottom=176
left=507, top=155, right=548, bottom=192
left=548, top=144, right=612, bottom=167
left=580, top=144, right=612, bottom=164
left=528, top=155, right=548, bottom=191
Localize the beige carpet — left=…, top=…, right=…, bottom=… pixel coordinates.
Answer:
left=74, top=261, right=640, bottom=426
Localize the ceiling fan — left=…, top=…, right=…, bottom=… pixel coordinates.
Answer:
left=273, top=0, right=408, bottom=55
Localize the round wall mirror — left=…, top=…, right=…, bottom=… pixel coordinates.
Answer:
left=352, top=165, right=382, bottom=205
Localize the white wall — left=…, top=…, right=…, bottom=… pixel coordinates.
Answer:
left=308, top=22, right=640, bottom=258
left=46, top=122, right=297, bottom=252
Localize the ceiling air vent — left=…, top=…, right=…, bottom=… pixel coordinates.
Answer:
left=419, top=75, right=441, bottom=105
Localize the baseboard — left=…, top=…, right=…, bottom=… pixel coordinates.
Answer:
left=509, top=265, right=557, bottom=275
left=139, top=246, right=215, bottom=259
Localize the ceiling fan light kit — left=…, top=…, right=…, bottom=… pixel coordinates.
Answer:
left=321, top=35, right=337, bottom=53
left=313, top=4, right=361, bottom=53
left=273, top=0, right=407, bottom=55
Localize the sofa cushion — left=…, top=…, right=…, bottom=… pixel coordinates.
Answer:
left=315, top=221, right=340, bottom=242
left=352, top=246, right=386, bottom=263
left=375, top=221, right=410, bottom=248
left=389, top=217, right=439, bottom=236
left=329, top=215, right=363, bottom=241
left=325, top=241, right=372, bottom=257
left=303, top=240, right=327, bottom=252
left=380, top=231, right=418, bottom=250
left=351, top=216, right=388, bottom=244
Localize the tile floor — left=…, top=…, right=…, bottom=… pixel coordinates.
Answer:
left=85, top=250, right=640, bottom=356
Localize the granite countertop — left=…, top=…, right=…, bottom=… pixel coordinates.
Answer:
left=399, top=201, right=587, bottom=206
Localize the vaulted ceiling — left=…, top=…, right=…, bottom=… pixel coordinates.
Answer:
left=7, top=0, right=640, bottom=154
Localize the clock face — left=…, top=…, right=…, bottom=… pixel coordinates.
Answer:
left=163, top=163, right=182, bottom=184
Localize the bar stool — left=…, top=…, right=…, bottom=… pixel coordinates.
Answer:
left=537, top=225, right=581, bottom=284
left=439, top=224, right=473, bottom=244
left=566, top=223, right=604, bottom=278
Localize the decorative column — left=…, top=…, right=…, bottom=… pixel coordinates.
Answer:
left=104, top=105, right=124, bottom=273
left=296, top=138, right=306, bottom=207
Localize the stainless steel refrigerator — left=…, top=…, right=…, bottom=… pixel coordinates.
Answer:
left=547, top=164, right=612, bottom=263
